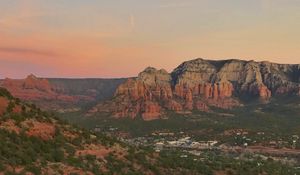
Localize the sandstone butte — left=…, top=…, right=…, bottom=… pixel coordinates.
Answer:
left=92, top=58, right=300, bottom=120
left=0, top=74, right=92, bottom=104
left=1, top=74, right=57, bottom=101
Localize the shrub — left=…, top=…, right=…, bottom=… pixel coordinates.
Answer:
left=25, top=165, right=41, bottom=175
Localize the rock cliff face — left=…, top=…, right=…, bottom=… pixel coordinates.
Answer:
left=0, top=75, right=92, bottom=109
left=23, top=74, right=52, bottom=92
left=2, top=74, right=56, bottom=100
left=94, top=67, right=173, bottom=120
left=92, top=58, right=300, bottom=120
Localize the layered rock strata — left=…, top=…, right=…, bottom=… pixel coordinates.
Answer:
left=92, top=58, right=300, bottom=120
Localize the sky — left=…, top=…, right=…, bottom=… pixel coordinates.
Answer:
left=0, top=0, right=300, bottom=78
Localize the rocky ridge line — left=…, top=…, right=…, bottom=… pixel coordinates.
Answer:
left=92, top=58, right=300, bottom=120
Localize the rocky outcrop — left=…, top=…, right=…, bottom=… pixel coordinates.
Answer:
left=165, top=100, right=183, bottom=111
left=25, top=120, right=56, bottom=140
left=249, top=84, right=272, bottom=100
left=92, top=58, right=300, bottom=120
left=94, top=67, right=173, bottom=120
left=0, top=75, right=126, bottom=111
left=141, top=102, right=161, bottom=121
left=23, top=74, right=52, bottom=92
left=174, top=81, right=234, bottom=100
left=0, top=74, right=95, bottom=109
left=2, top=74, right=55, bottom=101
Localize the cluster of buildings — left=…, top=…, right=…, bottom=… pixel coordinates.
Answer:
left=115, top=132, right=219, bottom=153
left=234, top=132, right=300, bottom=149
left=155, top=136, right=218, bottom=151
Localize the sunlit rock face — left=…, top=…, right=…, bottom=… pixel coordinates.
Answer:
left=91, top=58, right=300, bottom=120
left=1, top=74, right=57, bottom=101
left=23, top=74, right=52, bottom=92
left=0, top=75, right=91, bottom=109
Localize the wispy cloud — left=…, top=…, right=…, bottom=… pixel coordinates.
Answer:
left=0, top=47, right=59, bottom=57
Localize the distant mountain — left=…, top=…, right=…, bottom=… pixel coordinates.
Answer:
left=91, top=58, right=300, bottom=120
left=2, top=58, right=300, bottom=121
left=0, top=75, right=126, bottom=110
left=48, top=78, right=126, bottom=101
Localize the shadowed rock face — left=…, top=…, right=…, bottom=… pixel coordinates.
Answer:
left=92, top=58, right=300, bottom=120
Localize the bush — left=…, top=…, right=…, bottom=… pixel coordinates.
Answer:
left=0, top=163, right=5, bottom=171
left=6, top=102, right=15, bottom=113
left=25, top=165, right=41, bottom=175
left=52, top=149, right=65, bottom=162
left=0, top=88, right=13, bottom=99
